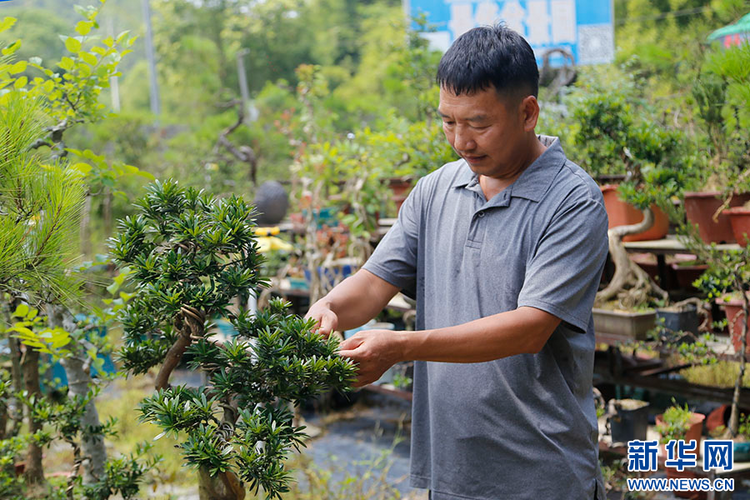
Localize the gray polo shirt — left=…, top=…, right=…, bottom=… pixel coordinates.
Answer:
left=363, top=136, right=608, bottom=500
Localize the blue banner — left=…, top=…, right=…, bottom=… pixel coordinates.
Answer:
left=406, top=0, right=614, bottom=66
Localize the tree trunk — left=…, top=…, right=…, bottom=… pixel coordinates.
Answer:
left=727, top=280, right=748, bottom=437
left=7, top=335, right=23, bottom=437
left=21, top=345, right=45, bottom=488
left=198, top=467, right=245, bottom=500
left=60, top=354, right=106, bottom=483
left=50, top=305, right=107, bottom=484
left=596, top=206, right=668, bottom=306
left=80, top=192, right=92, bottom=257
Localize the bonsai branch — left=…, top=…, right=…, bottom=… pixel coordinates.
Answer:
left=154, top=305, right=205, bottom=391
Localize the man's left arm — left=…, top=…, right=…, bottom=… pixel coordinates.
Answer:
left=339, top=193, right=608, bottom=387
left=338, top=307, right=559, bottom=386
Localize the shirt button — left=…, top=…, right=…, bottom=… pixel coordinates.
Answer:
left=478, top=212, right=485, bottom=218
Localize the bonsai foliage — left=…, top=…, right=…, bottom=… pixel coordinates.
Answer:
left=689, top=43, right=750, bottom=199
left=110, top=180, right=356, bottom=499
left=656, top=401, right=695, bottom=444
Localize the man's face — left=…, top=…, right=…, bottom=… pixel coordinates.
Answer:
left=438, top=86, right=528, bottom=179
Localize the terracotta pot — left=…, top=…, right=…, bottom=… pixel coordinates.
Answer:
left=719, top=295, right=750, bottom=354
left=387, top=177, right=413, bottom=213
left=665, top=467, right=707, bottom=499
left=656, top=412, right=705, bottom=456
left=684, top=192, right=750, bottom=244
left=705, top=404, right=730, bottom=434
left=725, top=207, right=750, bottom=247
left=600, top=185, right=669, bottom=242
left=669, top=262, right=708, bottom=291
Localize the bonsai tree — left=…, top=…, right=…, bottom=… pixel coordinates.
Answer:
left=688, top=43, right=750, bottom=205
left=684, top=230, right=750, bottom=438
left=110, top=180, right=355, bottom=500
left=567, top=72, right=690, bottom=309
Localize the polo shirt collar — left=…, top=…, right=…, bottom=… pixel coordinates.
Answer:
left=451, top=135, right=567, bottom=203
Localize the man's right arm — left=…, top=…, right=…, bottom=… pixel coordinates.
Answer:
left=305, top=269, right=400, bottom=336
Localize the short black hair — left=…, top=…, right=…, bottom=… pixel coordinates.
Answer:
left=436, top=24, right=539, bottom=99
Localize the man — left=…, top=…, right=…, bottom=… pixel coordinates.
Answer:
left=306, top=25, right=608, bottom=499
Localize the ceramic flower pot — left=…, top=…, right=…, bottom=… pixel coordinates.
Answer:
left=724, top=206, right=750, bottom=247
left=718, top=294, right=750, bottom=354
left=592, top=308, right=656, bottom=340
left=684, top=192, right=750, bottom=244
left=600, top=184, right=669, bottom=242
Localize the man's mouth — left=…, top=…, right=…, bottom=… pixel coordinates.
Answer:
left=463, top=154, right=486, bottom=163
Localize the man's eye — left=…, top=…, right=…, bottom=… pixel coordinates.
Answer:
left=443, top=121, right=455, bottom=126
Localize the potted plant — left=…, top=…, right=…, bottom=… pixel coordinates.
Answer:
left=607, top=399, right=650, bottom=444
left=567, top=71, right=690, bottom=329
left=684, top=225, right=750, bottom=440
left=110, top=180, right=356, bottom=500
left=655, top=401, right=707, bottom=498
left=656, top=401, right=706, bottom=453
left=684, top=44, right=750, bottom=244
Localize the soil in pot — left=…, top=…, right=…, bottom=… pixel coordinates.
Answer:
left=601, top=185, right=669, bottom=241
left=684, top=192, right=750, bottom=244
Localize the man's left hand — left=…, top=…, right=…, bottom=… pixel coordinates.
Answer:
left=337, top=329, right=404, bottom=388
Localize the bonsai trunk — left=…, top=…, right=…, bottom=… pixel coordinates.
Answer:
left=21, top=345, right=45, bottom=489
left=596, top=206, right=669, bottom=307
left=726, top=277, right=748, bottom=437
left=199, top=467, right=245, bottom=500
left=49, top=305, right=107, bottom=484
left=158, top=307, right=245, bottom=500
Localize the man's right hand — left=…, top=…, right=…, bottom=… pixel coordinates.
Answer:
left=302, top=269, right=400, bottom=338
left=305, top=300, right=339, bottom=338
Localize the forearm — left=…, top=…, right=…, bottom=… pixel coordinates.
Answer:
left=397, top=307, right=560, bottom=363
left=313, top=269, right=399, bottom=331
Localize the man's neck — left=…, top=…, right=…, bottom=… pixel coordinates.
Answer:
left=479, top=136, right=547, bottom=201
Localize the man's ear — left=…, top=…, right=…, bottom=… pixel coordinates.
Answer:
left=520, top=95, right=540, bottom=132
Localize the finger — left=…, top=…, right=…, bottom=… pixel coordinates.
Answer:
left=338, top=336, right=362, bottom=351
left=317, top=312, right=338, bottom=337
left=337, top=348, right=360, bottom=360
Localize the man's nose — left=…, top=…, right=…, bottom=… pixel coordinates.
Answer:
left=453, top=127, right=476, bottom=152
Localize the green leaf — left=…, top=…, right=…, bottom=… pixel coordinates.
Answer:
left=0, top=17, right=16, bottom=33
left=136, top=170, right=156, bottom=181
left=9, top=61, right=26, bottom=74
left=75, top=21, right=94, bottom=36
left=106, top=281, right=119, bottom=296
left=65, top=37, right=82, bottom=53
left=13, top=76, right=27, bottom=88
left=116, top=30, right=130, bottom=45
left=12, top=304, right=29, bottom=318
left=59, top=56, right=74, bottom=71
left=2, top=40, right=21, bottom=56
left=71, top=162, right=92, bottom=175
left=79, top=51, right=97, bottom=66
